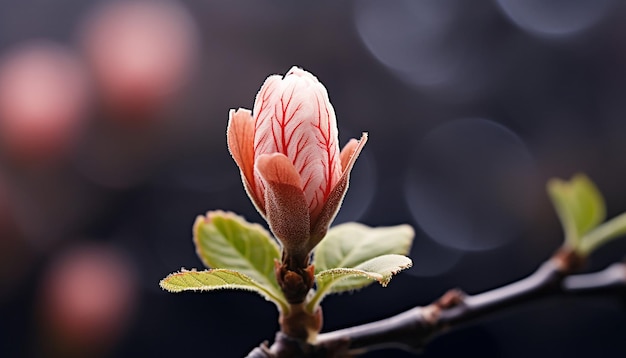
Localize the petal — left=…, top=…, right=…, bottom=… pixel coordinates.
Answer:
left=286, top=66, right=319, bottom=82
left=256, top=153, right=311, bottom=261
left=227, top=108, right=265, bottom=214
left=256, top=153, right=303, bottom=189
left=303, top=86, right=342, bottom=214
left=309, top=133, right=368, bottom=251
left=253, top=69, right=342, bottom=216
left=339, top=133, right=368, bottom=183
left=339, top=138, right=360, bottom=172
left=252, top=74, right=282, bottom=126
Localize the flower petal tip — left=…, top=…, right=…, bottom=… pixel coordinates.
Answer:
left=256, top=153, right=303, bottom=189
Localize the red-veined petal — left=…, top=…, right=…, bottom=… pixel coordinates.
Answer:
left=309, top=133, right=368, bottom=250
left=227, top=108, right=265, bottom=213
left=253, top=67, right=341, bottom=215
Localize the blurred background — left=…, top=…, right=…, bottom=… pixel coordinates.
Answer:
left=1, top=0, right=625, bottom=357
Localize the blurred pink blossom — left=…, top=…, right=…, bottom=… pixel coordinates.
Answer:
left=0, top=41, right=88, bottom=163
left=80, top=0, right=198, bottom=118
left=40, top=244, right=137, bottom=355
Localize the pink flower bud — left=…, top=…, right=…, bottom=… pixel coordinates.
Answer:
left=227, top=67, right=367, bottom=263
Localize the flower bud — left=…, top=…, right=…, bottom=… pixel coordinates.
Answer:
left=227, top=67, right=366, bottom=265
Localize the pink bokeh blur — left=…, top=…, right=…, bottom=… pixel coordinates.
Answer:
left=80, top=0, right=197, bottom=118
left=1, top=0, right=626, bottom=357
left=0, top=0, right=200, bottom=356
left=0, top=41, right=87, bottom=163
left=39, top=244, right=137, bottom=357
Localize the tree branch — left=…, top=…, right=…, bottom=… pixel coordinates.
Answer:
left=564, top=262, right=626, bottom=294
left=246, top=256, right=626, bottom=357
left=315, top=260, right=626, bottom=356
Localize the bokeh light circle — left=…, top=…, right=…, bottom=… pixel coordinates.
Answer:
left=333, top=142, right=376, bottom=224
left=406, top=235, right=464, bottom=277
left=495, top=0, right=613, bottom=38
left=354, top=0, right=462, bottom=88
left=0, top=41, right=88, bottom=162
left=80, top=0, right=198, bottom=115
left=404, top=118, right=538, bottom=251
left=40, top=244, right=138, bottom=353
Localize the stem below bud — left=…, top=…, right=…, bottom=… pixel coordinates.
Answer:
left=274, top=255, right=321, bottom=343
left=278, top=303, right=323, bottom=344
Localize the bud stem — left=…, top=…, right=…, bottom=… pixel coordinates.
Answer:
left=274, top=254, right=321, bottom=343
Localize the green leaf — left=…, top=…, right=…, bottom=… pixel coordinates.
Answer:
left=307, top=222, right=414, bottom=312
left=160, top=269, right=288, bottom=311
left=546, top=174, right=626, bottom=255
left=313, top=222, right=414, bottom=273
left=579, top=212, right=626, bottom=255
left=547, top=174, right=605, bottom=249
left=307, top=254, right=412, bottom=312
left=192, top=210, right=286, bottom=309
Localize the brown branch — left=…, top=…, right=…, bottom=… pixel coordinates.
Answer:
left=246, top=258, right=626, bottom=357
left=315, top=260, right=626, bottom=356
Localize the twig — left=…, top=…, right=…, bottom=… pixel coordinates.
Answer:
left=315, top=260, right=626, bottom=356
left=246, top=258, right=626, bottom=357
left=564, top=262, right=626, bottom=293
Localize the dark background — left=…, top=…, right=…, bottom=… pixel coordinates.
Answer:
left=1, top=0, right=626, bottom=357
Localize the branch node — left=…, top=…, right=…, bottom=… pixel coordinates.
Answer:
left=275, top=261, right=315, bottom=304
left=435, top=289, right=466, bottom=309
left=269, top=332, right=324, bottom=358
left=552, top=246, right=586, bottom=273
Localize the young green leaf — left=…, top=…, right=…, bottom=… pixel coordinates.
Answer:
left=312, top=222, right=414, bottom=273
left=193, top=211, right=284, bottom=306
left=579, top=212, right=626, bottom=255
left=307, top=254, right=412, bottom=312
left=160, top=269, right=288, bottom=311
left=547, top=174, right=605, bottom=250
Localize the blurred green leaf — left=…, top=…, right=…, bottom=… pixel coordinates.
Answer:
left=579, top=212, right=626, bottom=255
left=313, top=222, right=414, bottom=273
left=307, top=254, right=412, bottom=312
left=192, top=210, right=285, bottom=309
left=160, top=269, right=287, bottom=310
left=547, top=174, right=605, bottom=250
